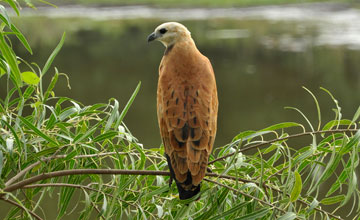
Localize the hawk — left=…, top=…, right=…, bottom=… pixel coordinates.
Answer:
left=148, top=22, right=218, bottom=200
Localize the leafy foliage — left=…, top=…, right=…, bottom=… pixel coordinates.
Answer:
left=0, top=1, right=360, bottom=220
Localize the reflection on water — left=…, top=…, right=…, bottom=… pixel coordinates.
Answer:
left=1, top=3, right=360, bottom=219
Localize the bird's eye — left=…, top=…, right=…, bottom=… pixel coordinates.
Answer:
left=159, top=28, right=167, bottom=34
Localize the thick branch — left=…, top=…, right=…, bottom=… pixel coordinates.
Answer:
left=0, top=198, right=43, bottom=220
left=209, top=128, right=358, bottom=165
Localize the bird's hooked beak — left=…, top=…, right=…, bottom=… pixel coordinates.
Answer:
left=147, top=32, right=157, bottom=43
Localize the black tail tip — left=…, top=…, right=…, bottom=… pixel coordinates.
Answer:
left=178, top=184, right=200, bottom=200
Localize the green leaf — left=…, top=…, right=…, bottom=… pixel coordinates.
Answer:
left=105, top=99, right=119, bottom=131
left=351, top=105, right=360, bottom=123
left=44, top=72, right=58, bottom=102
left=0, top=5, right=11, bottom=27
left=21, top=71, right=40, bottom=85
left=234, top=208, right=269, bottom=220
left=42, top=32, right=66, bottom=76
left=19, top=116, right=58, bottom=145
left=100, top=195, right=107, bottom=216
left=278, top=212, right=297, bottom=220
left=115, top=81, right=141, bottom=128
left=322, top=119, right=353, bottom=131
left=5, top=0, right=20, bottom=16
left=261, top=122, right=301, bottom=131
left=23, top=86, right=35, bottom=100
left=10, top=24, right=32, bottom=54
left=0, top=33, right=22, bottom=87
left=208, top=201, right=248, bottom=220
left=321, top=195, right=345, bottom=205
left=93, top=131, right=118, bottom=143
left=290, top=171, right=302, bottom=202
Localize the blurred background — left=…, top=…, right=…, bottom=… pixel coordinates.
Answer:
left=4, top=0, right=358, bottom=149
left=1, top=0, right=360, bottom=218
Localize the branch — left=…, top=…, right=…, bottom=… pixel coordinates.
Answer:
left=209, top=128, right=358, bottom=165
left=5, top=152, right=128, bottom=187
left=2, top=168, right=343, bottom=220
left=3, top=169, right=170, bottom=193
left=0, top=198, right=43, bottom=220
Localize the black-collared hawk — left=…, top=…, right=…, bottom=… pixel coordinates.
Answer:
left=147, top=22, right=218, bottom=200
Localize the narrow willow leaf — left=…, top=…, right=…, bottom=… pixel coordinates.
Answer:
left=233, top=130, right=272, bottom=143
left=261, top=122, right=301, bottom=131
left=174, top=204, right=191, bottom=220
left=93, top=131, right=118, bottom=143
left=10, top=24, right=32, bottom=54
left=322, top=119, right=353, bottom=131
left=208, top=201, right=248, bottom=220
left=1, top=119, right=21, bottom=151
left=340, top=129, right=360, bottom=155
left=105, top=99, right=119, bottom=131
left=58, top=107, right=77, bottom=121
left=73, top=125, right=97, bottom=144
left=278, top=212, right=297, bottom=220
left=0, top=33, right=22, bottom=86
left=23, top=86, right=35, bottom=100
left=101, top=195, right=107, bottom=215
left=44, top=72, right=58, bottom=102
left=321, top=195, right=345, bottom=205
left=19, top=116, right=57, bottom=145
left=5, top=0, right=20, bottom=16
left=303, top=86, right=321, bottom=130
left=285, top=106, right=314, bottom=132
left=0, top=5, right=11, bottom=27
left=234, top=208, right=269, bottom=220
left=115, top=81, right=141, bottom=128
left=326, top=157, right=352, bottom=196
left=21, top=71, right=40, bottom=85
left=351, top=105, right=360, bottom=123
left=41, top=32, right=66, bottom=76
left=195, top=188, right=229, bottom=220
left=290, top=171, right=302, bottom=202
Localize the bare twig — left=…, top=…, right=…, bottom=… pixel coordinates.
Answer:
left=0, top=198, right=43, bottom=220
left=2, top=168, right=343, bottom=219
left=209, top=129, right=358, bottom=165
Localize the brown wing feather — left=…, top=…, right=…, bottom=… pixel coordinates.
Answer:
left=157, top=43, right=218, bottom=195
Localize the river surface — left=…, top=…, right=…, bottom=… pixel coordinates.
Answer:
left=0, top=3, right=359, bottom=218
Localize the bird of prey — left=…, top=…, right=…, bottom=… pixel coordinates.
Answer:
left=148, top=22, right=218, bottom=200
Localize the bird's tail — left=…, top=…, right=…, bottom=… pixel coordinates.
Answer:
left=165, top=154, right=201, bottom=200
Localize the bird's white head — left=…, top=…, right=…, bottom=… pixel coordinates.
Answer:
left=147, top=22, right=192, bottom=47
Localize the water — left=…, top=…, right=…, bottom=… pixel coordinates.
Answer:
left=5, top=3, right=359, bottom=149
left=1, top=3, right=360, bottom=218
